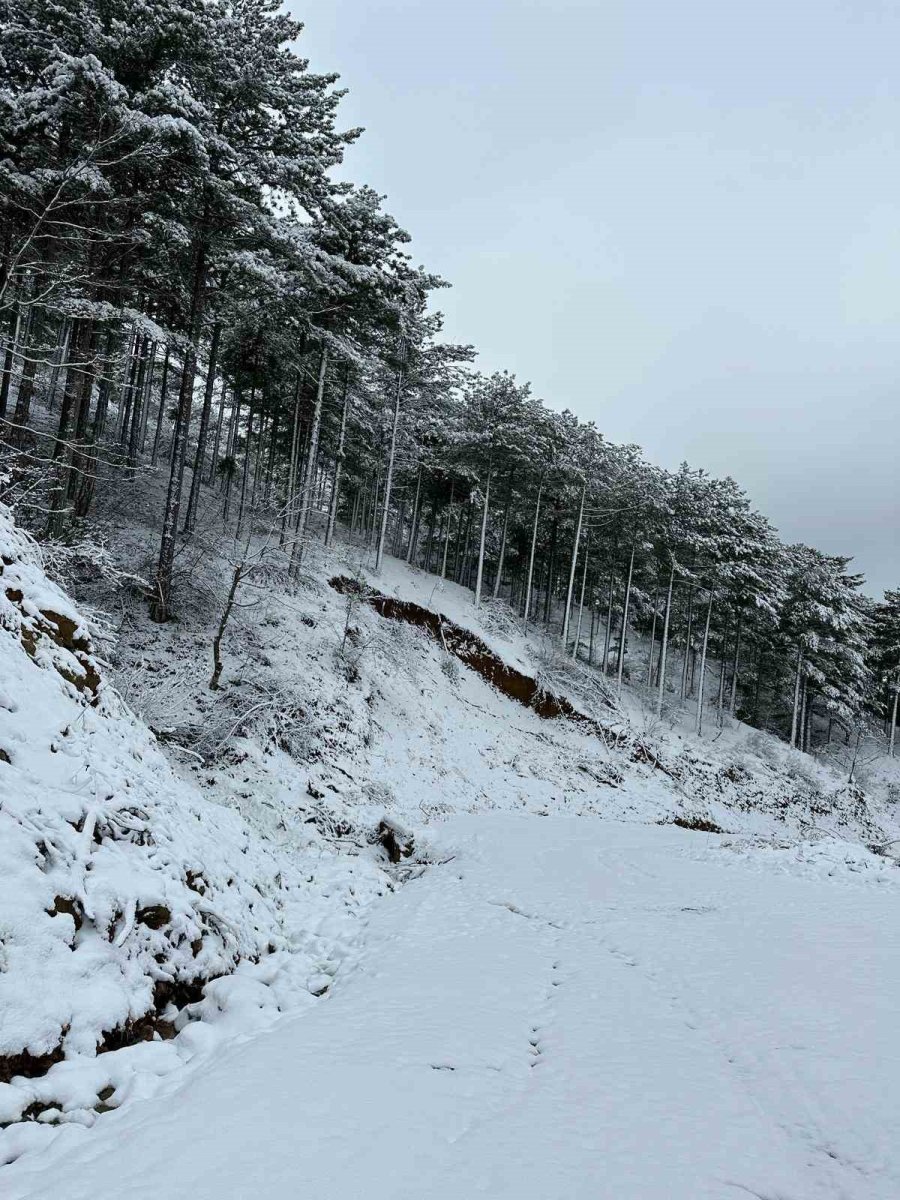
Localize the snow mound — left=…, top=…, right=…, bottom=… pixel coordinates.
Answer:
left=0, top=504, right=349, bottom=1077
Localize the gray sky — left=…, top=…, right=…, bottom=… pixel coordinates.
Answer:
left=297, top=0, right=899, bottom=595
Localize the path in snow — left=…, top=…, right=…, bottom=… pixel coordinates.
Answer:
left=6, top=816, right=900, bottom=1200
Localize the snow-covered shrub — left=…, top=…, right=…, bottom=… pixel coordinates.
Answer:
left=440, top=655, right=462, bottom=686
left=112, top=658, right=202, bottom=737
left=743, top=727, right=783, bottom=767
left=528, top=645, right=619, bottom=730
left=245, top=690, right=319, bottom=761
left=477, top=597, right=521, bottom=640
left=40, top=534, right=147, bottom=601
left=363, top=780, right=398, bottom=809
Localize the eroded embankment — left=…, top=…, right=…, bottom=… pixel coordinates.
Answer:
left=330, top=575, right=614, bottom=731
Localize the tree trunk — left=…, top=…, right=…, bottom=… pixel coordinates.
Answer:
left=602, top=574, right=614, bottom=675
left=680, top=586, right=694, bottom=700
left=263, top=410, right=279, bottom=504
left=208, top=378, right=228, bottom=485
left=237, top=393, right=255, bottom=534
left=222, top=389, right=242, bottom=521
left=647, top=584, right=660, bottom=688
left=67, top=322, right=101, bottom=498
left=325, top=369, right=350, bottom=547
left=184, top=321, right=221, bottom=533
left=655, top=564, right=676, bottom=717
left=353, top=486, right=364, bottom=538
left=616, top=543, right=636, bottom=689
left=375, top=357, right=403, bottom=573
left=523, top=480, right=543, bottom=625
left=137, top=341, right=157, bottom=453
left=406, top=466, right=423, bottom=565
left=46, top=317, right=70, bottom=413
left=716, top=619, right=730, bottom=724
left=293, top=345, right=329, bottom=565
left=150, top=347, right=171, bottom=467
left=250, top=406, right=266, bottom=510
left=116, top=330, right=139, bottom=444
left=695, top=592, right=714, bottom=736
left=94, top=333, right=117, bottom=441
left=368, top=471, right=380, bottom=547
left=474, top=464, right=492, bottom=607
left=440, top=482, right=455, bottom=579
left=492, top=495, right=511, bottom=600
left=790, top=647, right=803, bottom=748
left=572, top=531, right=591, bottom=660
left=125, top=338, right=150, bottom=467
left=457, top=503, right=472, bottom=584
left=806, top=686, right=816, bottom=748
left=422, top=501, right=438, bottom=573
left=0, top=305, right=20, bottom=420
left=127, top=337, right=150, bottom=451
left=209, top=560, right=244, bottom=690
left=46, top=319, right=94, bottom=536
left=561, top=481, right=586, bottom=646
left=391, top=499, right=406, bottom=556
left=11, top=304, right=38, bottom=443
left=728, top=617, right=742, bottom=715
left=543, top=519, right=557, bottom=626
left=150, top=242, right=209, bottom=621
left=281, top=375, right=302, bottom=542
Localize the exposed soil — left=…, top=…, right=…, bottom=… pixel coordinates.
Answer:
left=0, top=1046, right=67, bottom=1088
left=667, top=816, right=725, bottom=834
left=330, top=576, right=612, bottom=731
left=2, top=579, right=100, bottom=700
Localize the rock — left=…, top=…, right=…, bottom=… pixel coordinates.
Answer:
left=136, top=905, right=171, bottom=930
left=377, top=817, right=414, bottom=864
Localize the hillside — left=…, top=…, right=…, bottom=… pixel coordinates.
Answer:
left=3, top=2, right=900, bottom=1194
left=2, top=494, right=900, bottom=1196
left=0, top=503, right=394, bottom=1162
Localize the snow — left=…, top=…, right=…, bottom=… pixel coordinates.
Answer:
left=3, top=494, right=900, bottom=1195
left=5, top=814, right=900, bottom=1199
left=0, top=504, right=393, bottom=1157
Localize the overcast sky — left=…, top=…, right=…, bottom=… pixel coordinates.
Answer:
left=296, top=0, right=898, bottom=594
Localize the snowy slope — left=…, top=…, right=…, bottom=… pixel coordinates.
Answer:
left=2, top=497, right=899, bottom=1190
left=113, top=522, right=897, bottom=857
left=313, top=540, right=899, bottom=852
left=6, top=814, right=900, bottom=1200
left=0, top=506, right=393, bottom=1158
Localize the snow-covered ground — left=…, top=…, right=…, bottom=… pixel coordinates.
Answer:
left=3, top=486, right=900, bottom=1196
left=6, top=813, right=900, bottom=1199
left=0, top=506, right=395, bottom=1163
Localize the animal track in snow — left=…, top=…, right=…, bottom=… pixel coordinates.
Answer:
left=528, top=959, right=563, bottom=1068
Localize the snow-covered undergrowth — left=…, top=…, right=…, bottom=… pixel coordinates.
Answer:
left=62, top=470, right=898, bottom=858
left=2, top=483, right=898, bottom=1176
left=0, top=504, right=394, bottom=1164
left=96, top=500, right=900, bottom=859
